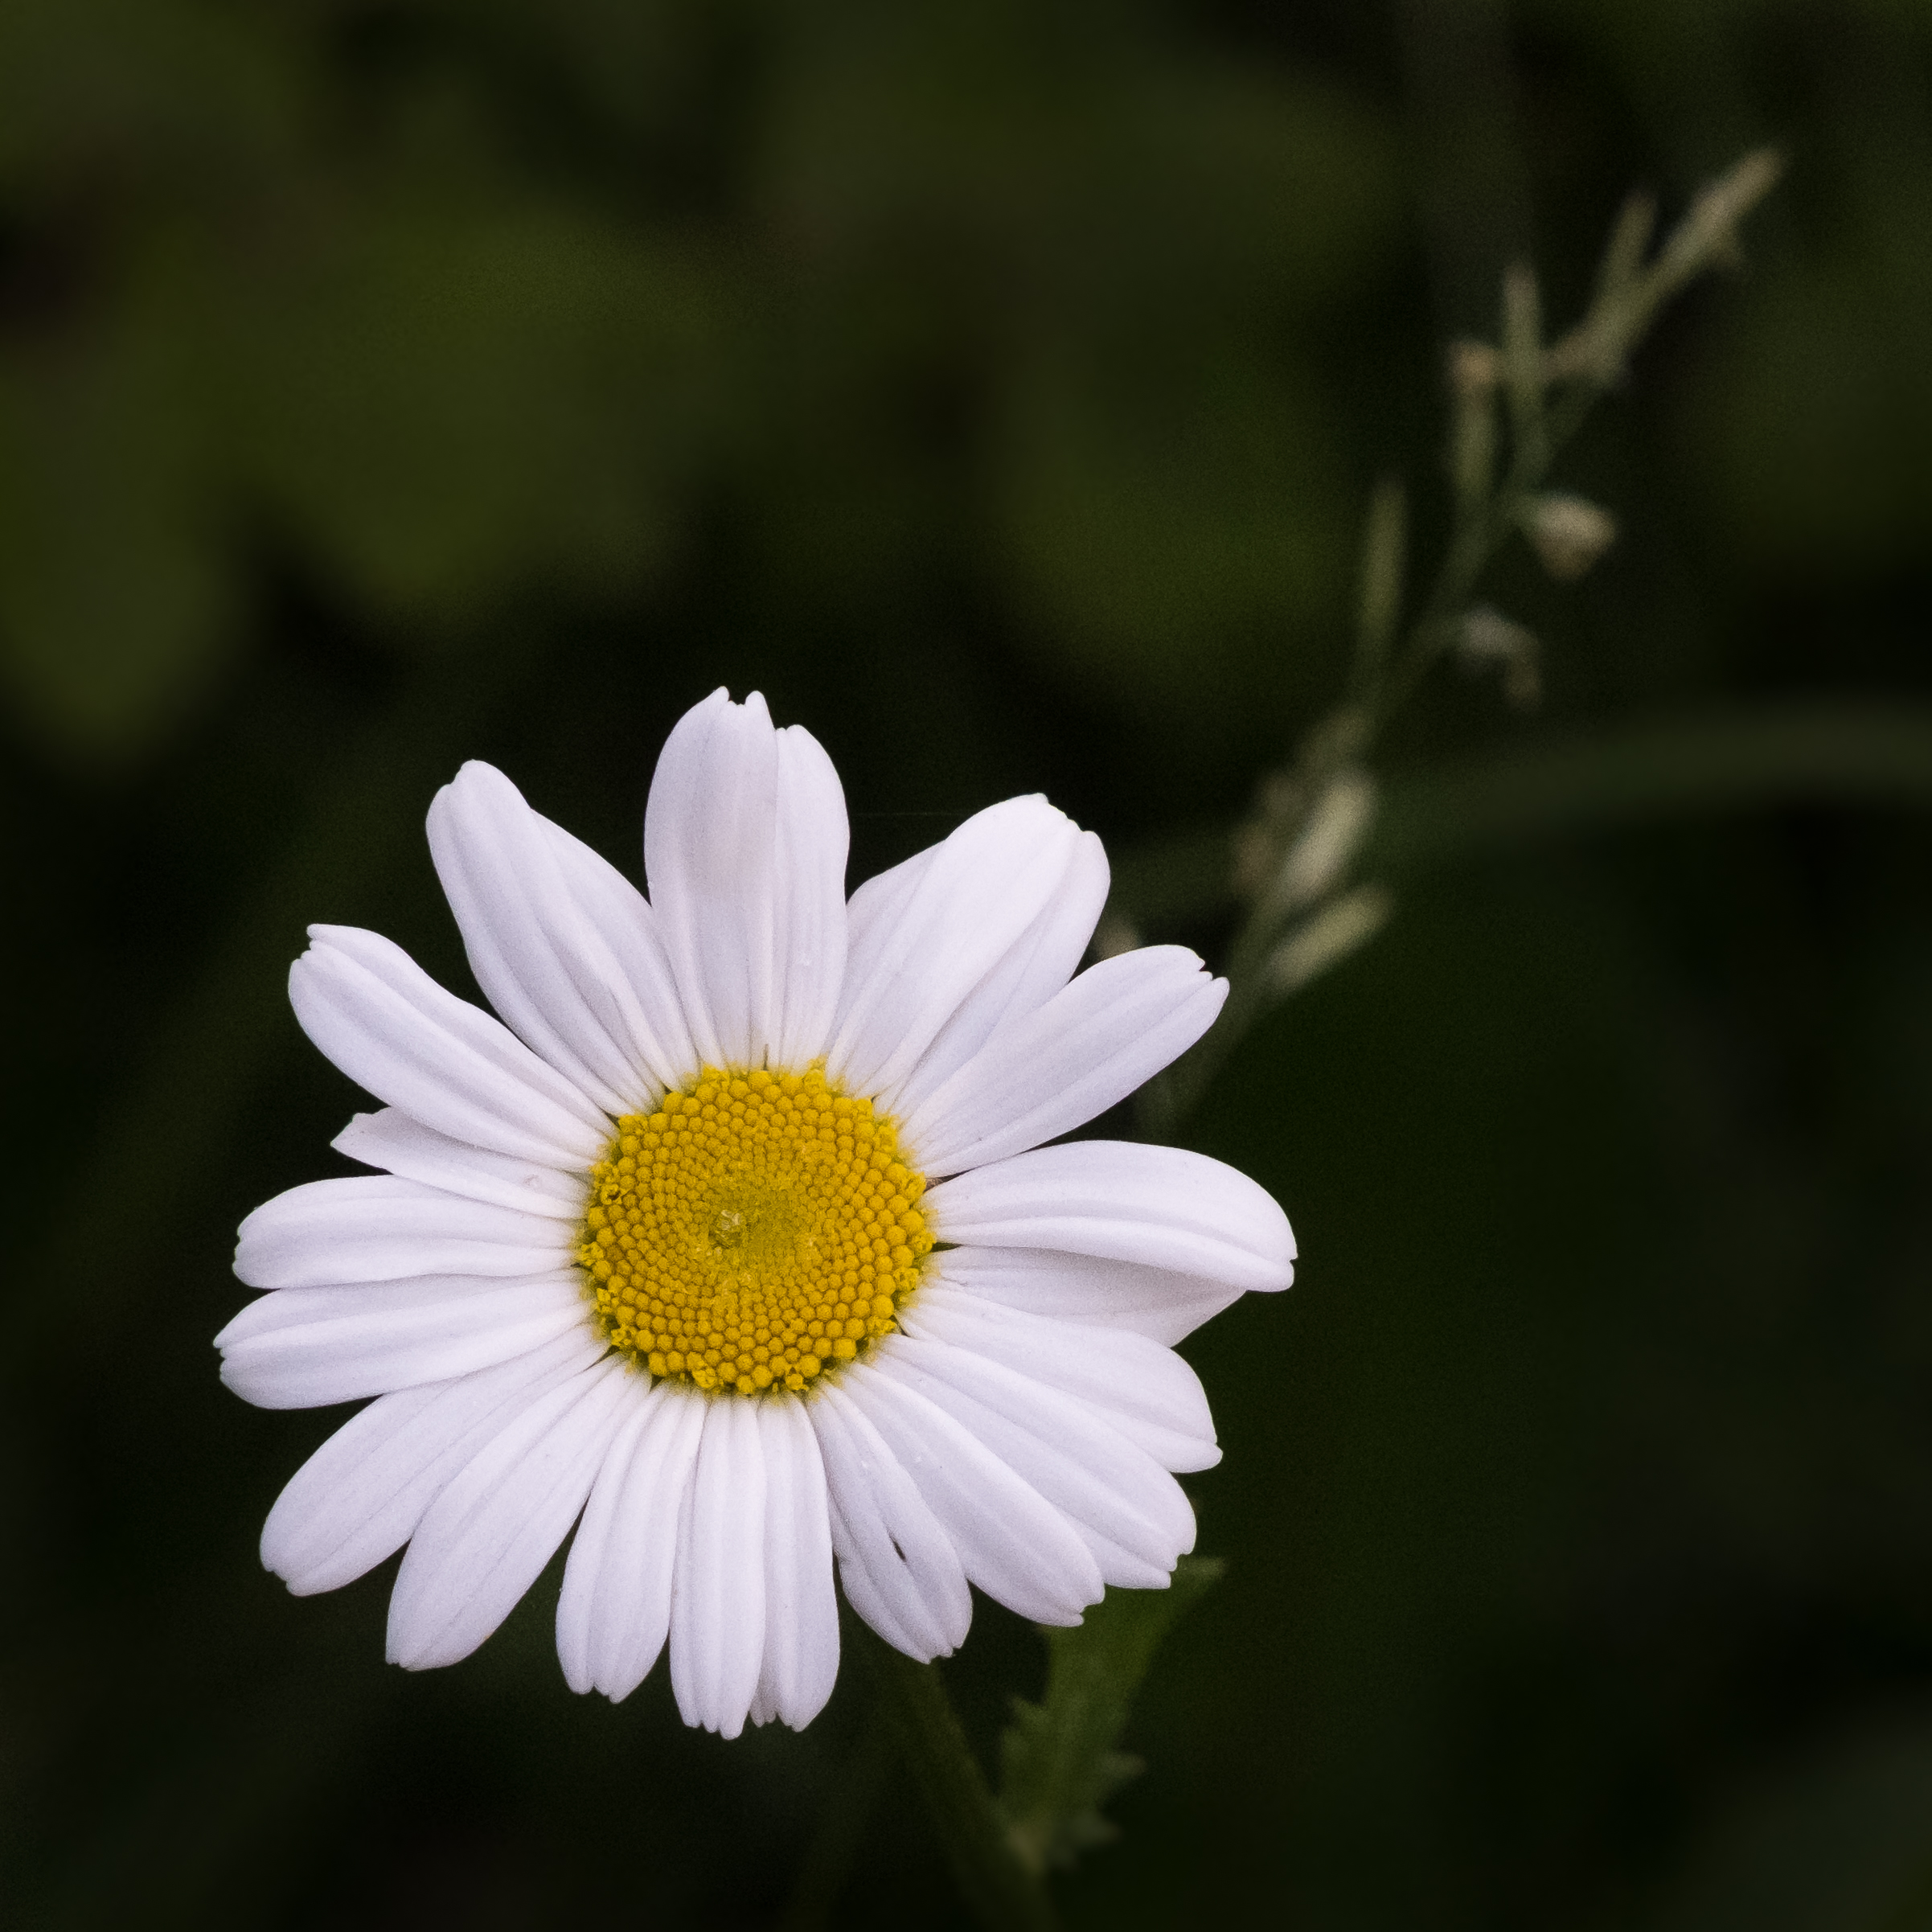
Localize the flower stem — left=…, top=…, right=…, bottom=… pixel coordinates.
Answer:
left=1143, top=150, right=1785, bottom=1132
left=855, top=1624, right=1061, bottom=1932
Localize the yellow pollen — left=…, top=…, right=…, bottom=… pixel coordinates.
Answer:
left=574, top=1061, right=934, bottom=1396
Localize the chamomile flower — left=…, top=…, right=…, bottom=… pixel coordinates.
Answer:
left=217, top=688, right=1294, bottom=1737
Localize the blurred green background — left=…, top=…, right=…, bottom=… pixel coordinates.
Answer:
left=5, top=1, right=1932, bottom=1926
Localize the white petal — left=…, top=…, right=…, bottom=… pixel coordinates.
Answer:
left=841, top=845, right=935, bottom=985
left=556, top=1380, right=706, bottom=1700
left=933, top=1244, right=1251, bottom=1347
left=643, top=688, right=779, bottom=1071
left=539, top=818, right=701, bottom=1085
left=837, top=1358, right=1102, bottom=1625
left=809, top=1380, right=971, bottom=1661
left=554, top=1389, right=655, bottom=1695
left=428, top=761, right=696, bottom=1111
left=751, top=1398, right=839, bottom=1729
left=668, top=1396, right=768, bottom=1737
left=900, top=1282, right=1220, bottom=1472
left=289, top=926, right=609, bottom=1167
left=877, top=1334, right=1196, bottom=1589
left=902, top=948, right=1225, bottom=1175
left=924, top=1141, right=1295, bottom=1292
left=333, top=1109, right=587, bottom=1223
left=260, top=1328, right=601, bottom=1594
left=215, top=1274, right=590, bottom=1409
left=822, top=1495, right=911, bottom=1655
left=386, top=1353, right=633, bottom=1669
left=770, top=726, right=851, bottom=1069
left=234, top=1176, right=570, bottom=1288
left=889, top=829, right=1110, bottom=1118
left=836, top=820, right=1101, bottom=1113
left=826, top=797, right=1089, bottom=1111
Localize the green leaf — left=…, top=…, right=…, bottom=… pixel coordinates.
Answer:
left=996, top=1556, right=1224, bottom=1877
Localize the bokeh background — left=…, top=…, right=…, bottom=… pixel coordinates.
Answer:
left=5, top=2, right=1932, bottom=1926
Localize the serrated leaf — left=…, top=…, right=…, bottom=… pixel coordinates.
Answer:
left=996, top=1556, right=1223, bottom=1876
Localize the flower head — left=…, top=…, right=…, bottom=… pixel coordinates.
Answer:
left=218, top=688, right=1294, bottom=1737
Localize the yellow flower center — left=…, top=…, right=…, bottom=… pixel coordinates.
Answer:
left=575, top=1062, right=934, bottom=1396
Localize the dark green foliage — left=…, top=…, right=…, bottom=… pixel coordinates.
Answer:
left=5, top=3, right=1932, bottom=1930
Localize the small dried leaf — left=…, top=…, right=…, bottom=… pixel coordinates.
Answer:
left=1523, top=493, right=1618, bottom=580
left=1265, top=884, right=1394, bottom=998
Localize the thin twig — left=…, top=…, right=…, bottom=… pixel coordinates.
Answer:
left=1144, top=148, right=1784, bottom=1132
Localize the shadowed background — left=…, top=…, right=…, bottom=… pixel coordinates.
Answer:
left=4, top=2, right=1932, bottom=1927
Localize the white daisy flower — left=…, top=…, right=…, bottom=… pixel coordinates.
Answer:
left=217, top=688, right=1295, bottom=1738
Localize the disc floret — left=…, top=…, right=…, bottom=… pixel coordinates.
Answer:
left=576, top=1062, right=934, bottom=1394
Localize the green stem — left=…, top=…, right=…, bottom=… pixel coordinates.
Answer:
left=1372, top=375, right=1601, bottom=732
left=855, top=1626, right=1061, bottom=1932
